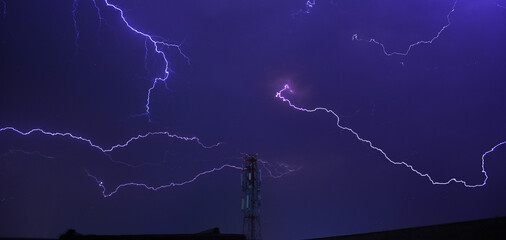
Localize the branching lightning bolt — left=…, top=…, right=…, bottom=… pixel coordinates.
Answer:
left=352, top=0, right=458, bottom=56
left=100, top=0, right=190, bottom=119
left=276, top=84, right=505, bottom=187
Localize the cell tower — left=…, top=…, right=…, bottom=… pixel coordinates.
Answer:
left=241, top=154, right=262, bottom=240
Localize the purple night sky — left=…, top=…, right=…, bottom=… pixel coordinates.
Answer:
left=1, top=0, right=505, bottom=239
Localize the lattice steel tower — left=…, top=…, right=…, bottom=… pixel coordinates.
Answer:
left=241, top=154, right=262, bottom=240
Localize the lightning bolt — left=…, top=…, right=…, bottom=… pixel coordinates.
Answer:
left=258, top=158, right=301, bottom=178
left=91, top=0, right=105, bottom=33
left=352, top=0, right=458, bottom=56
left=71, top=0, right=189, bottom=119
left=86, top=155, right=300, bottom=197
left=86, top=164, right=242, bottom=197
left=0, top=127, right=221, bottom=152
left=0, top=149, right=55, bottom=160
left=0, top=126, right=221, bottom=169
left=293, top=0, right=458, bottom=56
left=276, top=84, right=505, bottom=187
left=100, top=0, right=190, bottom=120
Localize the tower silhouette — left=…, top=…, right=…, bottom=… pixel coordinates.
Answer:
left=241, top=154, right=262, bottom=240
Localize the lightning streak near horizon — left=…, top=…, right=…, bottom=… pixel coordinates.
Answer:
left=276, top=84, right=505, bottom=187
left=86, top=164, right=243, bottom=197
left=87, top=156, right=300, bottom=197
left=352, top=0, right=458, bottom=56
